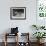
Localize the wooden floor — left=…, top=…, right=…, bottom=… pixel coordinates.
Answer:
left=0, top=42, right=46, bottom=46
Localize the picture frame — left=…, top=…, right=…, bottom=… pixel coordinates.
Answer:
left=10, top=7, right=26, bottom=20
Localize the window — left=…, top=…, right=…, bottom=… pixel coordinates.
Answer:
left=37, top=0, right=46, bottom=18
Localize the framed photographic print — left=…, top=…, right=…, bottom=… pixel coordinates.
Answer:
left=10, top=7, right=26, bottom=20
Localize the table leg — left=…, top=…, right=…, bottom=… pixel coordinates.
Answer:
left=4, top=34, right=7, bottom=46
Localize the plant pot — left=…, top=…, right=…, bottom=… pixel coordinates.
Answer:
left=37, top=39, right=45, bottom=44
left=37, top=39, right=40, bottom=43
left=40, top=38, right=45, bottom=43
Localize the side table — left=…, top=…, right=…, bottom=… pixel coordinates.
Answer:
left=4, top=33, right=18, bottom=46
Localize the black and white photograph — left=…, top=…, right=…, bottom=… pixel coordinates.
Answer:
left=10, top=7, right=26, bottom=20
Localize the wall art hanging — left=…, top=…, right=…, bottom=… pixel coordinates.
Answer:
left=10, top=7, right=26, bottom=20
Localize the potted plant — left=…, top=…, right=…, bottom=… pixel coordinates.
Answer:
left=33, top=32, right=46, bottom=43
left=32, top=24, right=45, bottom=30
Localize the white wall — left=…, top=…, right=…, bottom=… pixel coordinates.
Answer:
left=0, top=0, right=37, bottom=35
left=0, top=0, right=37, bottom=42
